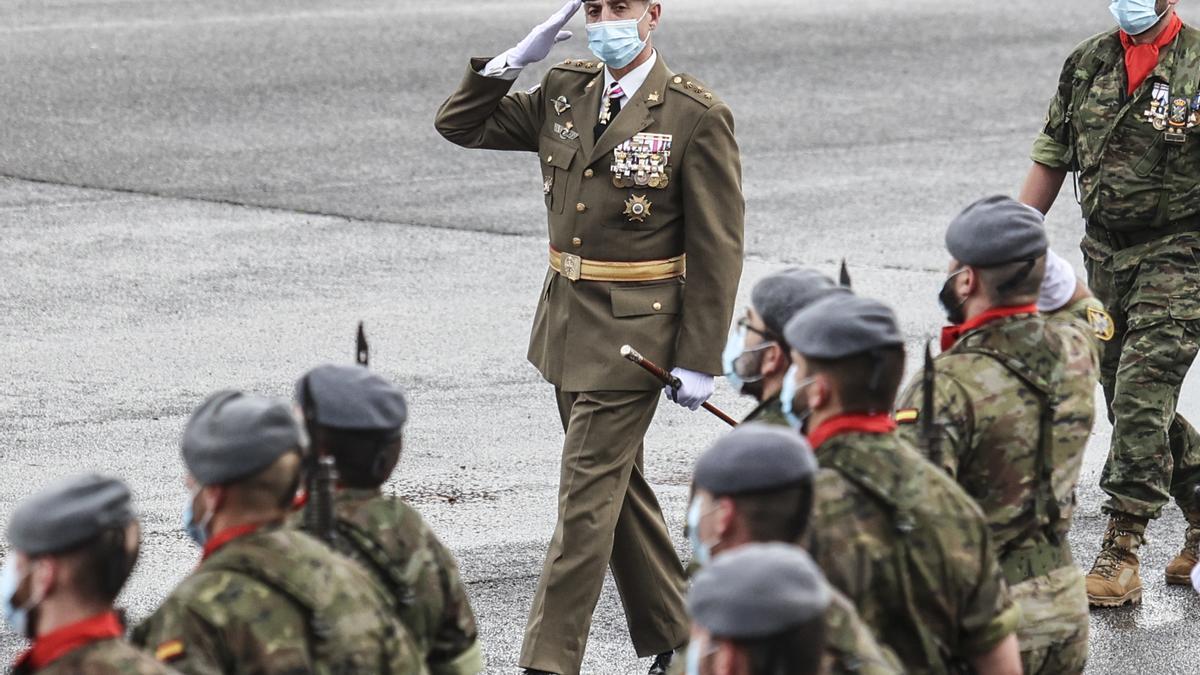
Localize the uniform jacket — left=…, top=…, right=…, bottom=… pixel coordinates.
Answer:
left=1033, top=25, right=1200, bottom=229
left=896, top=300, right=1102, bottom=559
left=293, top=489, right=482, bottom=675
left=807, top=430, right=1019, bottom=674
left=17, top=639, right=175, bottom=675
left=435, top=55, right=745, bottom=391
left=131, top=524, right=426, bottom=675
left=741, top=394, right=787, bottom=427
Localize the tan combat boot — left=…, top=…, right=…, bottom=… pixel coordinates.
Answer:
left=1164, top=511, right=1200, bottom=585
left=1086, top=513, right=1147, bottom=608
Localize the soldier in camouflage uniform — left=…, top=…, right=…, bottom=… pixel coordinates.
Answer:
left=1020, top=0, right=1200, bottom=605
left=895, top=196, right=1100, bottom=674
left=131, top=390, right=425, bottom=674
left=782, top=295, right=1022, bottom=675
left=293, top=365, right=483, bottom=675
left=3, top=474, right=176, bottom=675
left=722, top=269, right=850, bottom=427
left=681, top=423, right=901, bottom=675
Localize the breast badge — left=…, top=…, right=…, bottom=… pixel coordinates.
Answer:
left=1166, top=97, right=1189, bottom=144
left=611, top=133, right=672, bottom=189
left=554, top=122, right=579, bottom=141
left=623, top=194, right=653, bottom=223
left=553, top=95, right=571, bottom=116
left=1145, top=83, right=1170, bottom=131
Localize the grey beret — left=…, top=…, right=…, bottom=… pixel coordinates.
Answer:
left=7, top=474, right=134, bottom=556
left=689, top=543, right=830, bottom=639
left=296, top=365, right=408, bottom=432
left=784, top=294, right=904, bottom=360
left=945, top=195, right=1048, bottom=267
left=750, top=269, right=852, bottom=340
left=182, top=390, right=308, bottom=486
left=694, top=423, right=817, bottom=496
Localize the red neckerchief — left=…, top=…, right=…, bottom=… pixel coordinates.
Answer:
left=201, top=522, right=268, bottom=561
left=807, top=413, right=898, bottom=450
left=12, top=611, right=123, bottom=672
left=940, top=303, right=1038, bottom=352
left=1120, top=14, right=1183, bottom=95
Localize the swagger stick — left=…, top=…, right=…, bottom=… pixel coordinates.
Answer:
left=620, top=345, right=738, bottom=427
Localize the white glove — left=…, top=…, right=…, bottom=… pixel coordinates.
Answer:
left=665, top=367, right=715, bottom=411
left=508, top=0, right=582, bottom=68
left=1037, top=249, right=1077, bottom=313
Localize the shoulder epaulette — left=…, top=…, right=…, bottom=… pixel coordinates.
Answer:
left=668, top=74, right=720, bottom=108
left=550, top=58, right=605, bottom=74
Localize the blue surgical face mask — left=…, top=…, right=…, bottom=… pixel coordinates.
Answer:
left=183, top=487, right=212, bottom=547
left=685, top=638, right=702, bottom=675
left=1, top=557, right=32, bottom=637
left=687, top=496, right=716, bottom=567
left=1110, top=0, right=1168, bottom=36
left=780, top=365, right=817, bottom=431
left=586, top=4, right=652, bottom=69
left=722, top=325, right=771, bottom=395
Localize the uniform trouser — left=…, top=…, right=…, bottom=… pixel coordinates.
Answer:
left=519, top=388, right=689, bottom=675
left=1084, top=234, right=1200, bottom=520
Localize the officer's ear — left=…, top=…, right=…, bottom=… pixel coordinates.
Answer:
left=200, top=484, right=227, bottom=518
left=807, top=373, right=833, bottom=412
left=647, top=1, right=661, bottom=31
left=762, top=342, right=789, bottom=379
left=715, top=496, right=738, bottom=539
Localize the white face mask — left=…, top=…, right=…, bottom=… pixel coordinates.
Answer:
left=1110, top=0, right=1169, bottom=35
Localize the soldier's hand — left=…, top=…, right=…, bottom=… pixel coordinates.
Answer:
left=665, top=368, right=715, bottom=411
left=507, top=0, right=583, bottom=68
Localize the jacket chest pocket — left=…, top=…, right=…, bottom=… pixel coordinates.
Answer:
left=540, top=136, right=577, bottom=215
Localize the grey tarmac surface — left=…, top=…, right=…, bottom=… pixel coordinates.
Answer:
left=1, top=0, right=1199, bottom=672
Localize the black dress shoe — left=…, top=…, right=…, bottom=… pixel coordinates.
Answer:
left=648, top=651, right=674, bottom=675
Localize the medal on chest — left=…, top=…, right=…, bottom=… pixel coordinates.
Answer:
left=1167, top=96, right=1189, bottom=143
left=1144, top=82, right=1170, bottom=130
left=611, top=133, right=673, bottom=189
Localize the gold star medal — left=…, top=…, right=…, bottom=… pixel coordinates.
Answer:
left=624, top=194, right=652, bottom=223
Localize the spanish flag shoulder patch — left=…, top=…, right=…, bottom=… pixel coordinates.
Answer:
left=895, top=409, right=919, bottom=425
left=155, top=639, right=185, bottom=663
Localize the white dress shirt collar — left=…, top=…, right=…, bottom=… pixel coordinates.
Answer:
left=603, top=50, right=657, bottom=106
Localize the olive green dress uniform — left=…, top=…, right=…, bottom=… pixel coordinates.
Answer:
left=896, top=298, right=1105, bottom=674
left=131, top=524, right=427, bottom=675
left=1032, top=25, right=1200, bottom=523
left=436, top=54, right=744, bottom=675
left=293, top=488, right=483, bottom=675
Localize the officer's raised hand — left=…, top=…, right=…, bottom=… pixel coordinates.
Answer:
left=504, top=0, right=583, bottom=69
left=666, top=367, right=715, bottom=411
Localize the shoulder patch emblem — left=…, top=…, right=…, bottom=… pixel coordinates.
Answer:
left=895, top=409, right=919, bottom=425
left=155, top=639, right=185, bottom=662
left=1087, top=306, right=1115, bottom=341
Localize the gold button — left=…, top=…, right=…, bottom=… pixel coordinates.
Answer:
left=704, top=93, right=713, bottom=100
left=572, top=237, right=582, bottom=247
left=584, top=169, right=594, bottom=178
left=546, top=154, right=553, bottom=163
left=652, top=302, right=663, bottom=311
left=576, top=202, right=587, bottom=213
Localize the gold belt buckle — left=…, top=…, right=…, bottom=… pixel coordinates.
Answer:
left=561, top=253, right=582, bottom=281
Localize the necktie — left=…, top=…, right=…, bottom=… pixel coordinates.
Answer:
left=595, top=82, right=624, bottom=141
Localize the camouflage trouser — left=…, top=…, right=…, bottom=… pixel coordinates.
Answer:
left=1012, top=565, right=1088, bottom=675
left=1083, top=232, right=1200, bottom=519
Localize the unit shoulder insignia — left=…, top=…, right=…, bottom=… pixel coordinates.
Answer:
left=895, top=409, right=919, bottom=425
left=668, top=73, right=720, bottom=107
left=1087, top=305, right=1116, bottom=341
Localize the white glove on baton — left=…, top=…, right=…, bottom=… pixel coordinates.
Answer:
left=508, top=0, right=583, bottom=68
left=665, top=367, right=715, bottom=411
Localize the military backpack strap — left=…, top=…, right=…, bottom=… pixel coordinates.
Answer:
left=335, top=518, right=428, bottom=612
left=954, top=345, right=1061, bottom=550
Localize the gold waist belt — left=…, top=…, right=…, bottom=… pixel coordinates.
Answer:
left=548, top=247, right=686, bottom=282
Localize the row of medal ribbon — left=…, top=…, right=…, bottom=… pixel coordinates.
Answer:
left=612, top=132, right=673, bottom=189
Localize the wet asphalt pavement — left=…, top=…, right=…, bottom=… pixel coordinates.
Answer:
left=2, top=0, right=1199, bottom=672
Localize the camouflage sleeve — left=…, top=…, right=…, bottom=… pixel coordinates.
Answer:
left=1030, top=49, right=1083, bottom=169
left=426, top=530, right=484, bottom=675
left=129, top=604, right=226, bottom=675
left=894, top=370, right=974, bottom=478
left=957, top=515, right=1021, bottom=658
left=1048, top=296, right=1111, bottom=362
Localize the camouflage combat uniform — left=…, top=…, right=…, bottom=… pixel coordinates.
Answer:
left=132, top=523, right=426, bottom=674
left=295, top=488, right=482, bottom=675
left=896, top=298, right=1104, bottom=674
left=1032, top=24, right=1200, bottom=580
left=807, top=419, right=1020, bottom=674
left=741, top=393, right=787, bottom=427
left=12, top=612, right=177, bottom=675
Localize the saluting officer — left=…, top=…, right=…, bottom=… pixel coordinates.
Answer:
left=1019, top=0, right=1200, bottom=607
left=435, top=1, right=745, bottom=673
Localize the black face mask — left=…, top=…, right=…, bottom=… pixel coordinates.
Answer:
left=939, top=269, right=968, bottom=325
